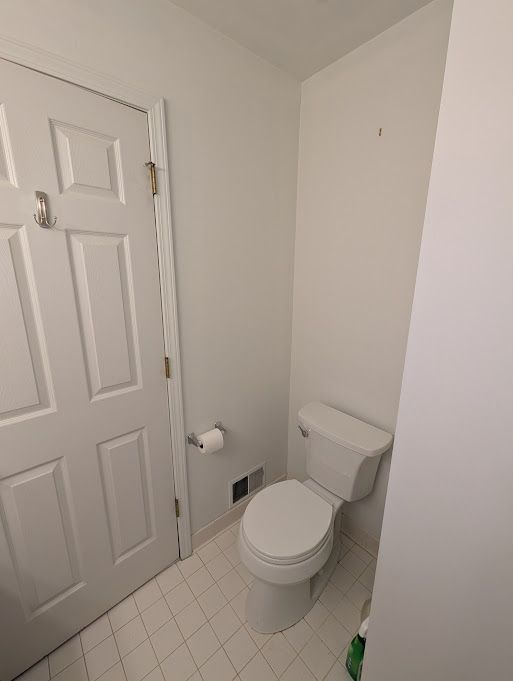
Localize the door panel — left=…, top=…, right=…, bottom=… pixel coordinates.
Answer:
left=0, top=458, right=83, bottom=616
left=0, top=58, right=179, bottom=680
left=0, top=103, right=17, bottom=186
left=98, top=428, right=155, bottom=563
left=0, top=224, right=53, bottom=420
left=50, top=119, right=124, bottom=201
left=68, top=231, right=141, bottom=398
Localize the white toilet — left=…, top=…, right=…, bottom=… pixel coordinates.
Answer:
left=238, top=402, right=392, bottom=633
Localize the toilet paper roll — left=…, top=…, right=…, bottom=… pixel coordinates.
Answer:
left=197, top=428, right=224, bottom=455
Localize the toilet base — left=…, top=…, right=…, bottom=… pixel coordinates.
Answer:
left=246, top=536, right=341, bottom=634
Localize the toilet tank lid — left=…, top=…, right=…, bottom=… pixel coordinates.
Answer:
left=298, top=402, right=393, bottom=456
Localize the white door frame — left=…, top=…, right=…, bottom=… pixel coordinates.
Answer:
left=0, top=35, right=192, bottom=558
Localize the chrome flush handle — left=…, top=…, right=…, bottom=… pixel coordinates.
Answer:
left=33, top=191, right=57, bottom=228
left=298, top=424, right=309, bottom=438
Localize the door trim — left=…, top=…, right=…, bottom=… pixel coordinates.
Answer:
left=0, top=34, right=192, bottom=558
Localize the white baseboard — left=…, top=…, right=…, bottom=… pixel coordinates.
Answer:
left=341, top=514, right=380, bottom=558
left=192, top=473, right=287, bottom=549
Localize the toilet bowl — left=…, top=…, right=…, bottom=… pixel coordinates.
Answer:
left=239, top=478, right=343, bottom=632
left=239, top=402, right=392, bottom=633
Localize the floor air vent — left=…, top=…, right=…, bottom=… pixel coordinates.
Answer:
left=230, top=463, right=266, bottom=506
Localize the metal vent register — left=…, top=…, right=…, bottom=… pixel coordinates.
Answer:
left=230, top=463, right=265, bottom=506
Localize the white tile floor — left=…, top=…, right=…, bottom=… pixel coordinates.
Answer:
left=18, top=524, right=375, bottom=681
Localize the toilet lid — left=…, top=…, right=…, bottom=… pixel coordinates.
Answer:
left=242, top=480, right=333, bottom=563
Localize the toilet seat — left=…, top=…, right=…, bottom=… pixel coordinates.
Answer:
left=241, top=480, right=333, bottom=566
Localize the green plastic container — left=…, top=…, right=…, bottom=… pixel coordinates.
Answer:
left=345, top=617, right=368, bottom=681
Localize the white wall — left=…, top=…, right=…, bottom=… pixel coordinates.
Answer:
left=0, top=0, right=300, bottom=533
left=288, top=0, right=452, bottom=541
left=364, top=1, right=513, bottom=678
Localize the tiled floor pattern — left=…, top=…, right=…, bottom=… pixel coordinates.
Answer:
left=18, top=524, right=375, bottom=681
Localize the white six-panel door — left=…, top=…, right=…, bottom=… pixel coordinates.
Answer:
left=0, top=59, right=179, bottom=680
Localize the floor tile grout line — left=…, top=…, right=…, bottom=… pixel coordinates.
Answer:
left=141, top=610, right=169, bottom=681
left=78, top=622, right=120, bottom=675
left=81, top=625, right=113, bottom=660
left=234, top=647, right=261, bottom=678
left=133, top=578, right=165, bottom=617
left=138, top=658, right=160, bottom=681
left=93, top=657, right=124, bottom=681
left=48, top=635, right=85, bottom=680
left=138, top=595, right=175, bottom=640
left=108, top=600, right=139, bottom=635
left=182, top=610, right=226, bottom=675
left=98, top=623, right=123, bottom=681
left=269, top=647, right=300, bottom=680
left=78, top=628, right=92, bottom=681
left=176, top=553, right=206, bottom=583
left=107, top=608, right=145, bottom=681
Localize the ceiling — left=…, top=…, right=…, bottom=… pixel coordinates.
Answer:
left=170, top=0, right=435, bottom=79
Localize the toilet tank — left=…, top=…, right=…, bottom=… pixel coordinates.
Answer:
left=298, top=402, right=393, bottom=501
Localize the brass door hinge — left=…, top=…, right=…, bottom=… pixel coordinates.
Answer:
left=164, top=356, right=171, bottom=379
left=175, top=498, right=180, bottom=518
left=145, top=161, right=158, bottom=195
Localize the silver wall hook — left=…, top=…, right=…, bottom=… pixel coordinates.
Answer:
left=33, top=191, right=57, bottom=228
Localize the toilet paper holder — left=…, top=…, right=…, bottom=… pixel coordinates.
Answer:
left=187, top=421, right=226, bottom=448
